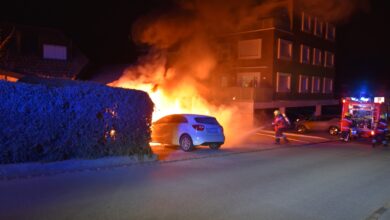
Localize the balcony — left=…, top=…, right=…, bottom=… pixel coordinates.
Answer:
left=213, top=87, right=274, bottom=103
left=239, top=17, right=291, bottom=32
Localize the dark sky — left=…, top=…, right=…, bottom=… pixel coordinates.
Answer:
left=1, top=0, right=389, bottom=93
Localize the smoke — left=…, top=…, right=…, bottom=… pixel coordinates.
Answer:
left=110, top=0, right=369, bottom=146
left=297, top=0, right=370, bottom=23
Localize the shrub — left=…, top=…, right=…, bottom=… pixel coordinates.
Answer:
left=0, top=80, right=154, bottom=164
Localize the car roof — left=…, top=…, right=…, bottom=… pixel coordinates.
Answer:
left=171, top=113, right=214, bottom=118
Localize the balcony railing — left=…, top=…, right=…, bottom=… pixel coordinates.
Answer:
left=239, top=17, right=291, bottom=32
left=213, top=87, right=273, bottom=103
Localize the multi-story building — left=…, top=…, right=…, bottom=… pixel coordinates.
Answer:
left=213, top=0, right=338, bottom=124
left=0, top=23, right=88, bottom=82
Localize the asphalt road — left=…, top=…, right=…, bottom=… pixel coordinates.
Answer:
left=1, top=134, right=390, bottom=220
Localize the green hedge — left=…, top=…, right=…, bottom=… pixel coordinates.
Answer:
left=0, top=80, right=154, bottom=164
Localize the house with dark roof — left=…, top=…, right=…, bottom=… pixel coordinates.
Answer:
left=0, top=23, right=88, bottom=82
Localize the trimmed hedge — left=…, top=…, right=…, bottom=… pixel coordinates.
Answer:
left=0, top=80, right=154, bottom=164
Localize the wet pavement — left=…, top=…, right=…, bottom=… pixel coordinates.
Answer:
left=152, top=129, right=340, bottom=162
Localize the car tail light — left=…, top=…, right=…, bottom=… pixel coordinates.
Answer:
left=192, top=124, right=205, bottom=131
left=371, top=130, right=375, bottom=136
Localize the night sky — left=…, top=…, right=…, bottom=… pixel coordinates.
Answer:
left=1, top=0, right=389, bottom=94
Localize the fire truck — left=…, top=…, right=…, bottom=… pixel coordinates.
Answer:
left=341, top=97, right=387, bottom=139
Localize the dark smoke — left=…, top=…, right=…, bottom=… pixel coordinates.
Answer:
left=298, top=0, right=370, bottom=23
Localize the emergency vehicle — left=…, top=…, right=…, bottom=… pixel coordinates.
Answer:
left=341, top=97, right=387, bottom=138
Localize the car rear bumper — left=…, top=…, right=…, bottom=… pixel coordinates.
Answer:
left=192, top=134, right=225, bottom=146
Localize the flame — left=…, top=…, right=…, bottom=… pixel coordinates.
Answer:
left=107, top=55, right=250, bottom=146
left=108, top=67, right=232, bottom=123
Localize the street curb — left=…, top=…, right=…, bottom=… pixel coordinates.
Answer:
left=0, top=140, right=338, bottom=182
left=0, top=154, right=158, bottom=181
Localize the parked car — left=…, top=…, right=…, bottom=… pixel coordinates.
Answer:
left=295, top=115, right=340, bottom=135
left=151, top=114, right=225, bottom=152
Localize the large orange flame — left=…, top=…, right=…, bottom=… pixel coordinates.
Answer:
left=108, top=51, right=252, bottom=145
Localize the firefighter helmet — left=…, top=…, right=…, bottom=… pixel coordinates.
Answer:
left=274, top=110, right=281, bottom=116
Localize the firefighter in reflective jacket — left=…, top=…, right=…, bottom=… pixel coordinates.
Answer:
left=372, top=115, right=388, bottom=147
left=272, top=110, right=290, bottom=144
left=340, top=112, right=353, bottom=142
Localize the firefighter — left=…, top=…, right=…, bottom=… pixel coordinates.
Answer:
left=372, top=114, right=389, bottom=147
left=272, top=110, right=290, bottom=144
left=340, top=112, right=353, bottom=142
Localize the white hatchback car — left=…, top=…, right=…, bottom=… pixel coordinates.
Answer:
left=151, top=114, right=225, bottom=151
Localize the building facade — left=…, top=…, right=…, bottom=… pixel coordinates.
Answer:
left=213, top=0, right=338, bottom=124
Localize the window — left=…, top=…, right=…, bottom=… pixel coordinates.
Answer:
left=312, top=76, right=321, bottom=93
left=276, top=72, right=291, bottom=93
left=325, top=23, right=336, bottom=41
left=301, top=12, right=312, bottom=32
left=237, top=72, right=260, bottom=88
left=314, top=17, right=323, bottom=37
left=154, top=115, right=188, bottom=124
left=278, top=39, right=293, bottom=60
left=0, top=75, right=18, bottom=82
left=312, top=48, right=322, bottom=65
left=195, top=117, right=219, bottom=125
left=323, top=78, right=333, bottom=93
left=238, top=39, right=262, bottom=59
left=299, top=75, right=310, bottom=93
left=300, top=44, right=310, bottom=64
left=324, top=51, right=335, bottom=67
left=43, top=44, right=67, bottom=60
left=170, top=115, right=189, bottom=123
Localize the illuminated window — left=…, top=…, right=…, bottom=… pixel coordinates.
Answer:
left=299, top=75, right=310, bottom=93
left=301, top=12, right=312, bottom=32
left=278, top=39, right=293, bottom=60
left=312, top=48, right=322, bottom=65
left=312, top=76, right=321, bottom=93
left=325, top=23, right=336, bottom=41
left=324, top=51, right=335, bottom=67
left=323, top=78, right=333, bottom=93
left=276, top=72, right=291, bottom=93
left=237, top=72, right=260, bottom=88
left=314, top=17, right=323, bottom=37
left=300, top=44, right=310, bottom=64
left=43, top=44, right=67, bottom=60
left=0, top=74, right=18, bottom=82
left=238, top=39, right=262, bottom=59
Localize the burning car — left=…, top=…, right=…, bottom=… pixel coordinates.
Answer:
left=151, top=114, right=225, bottom=152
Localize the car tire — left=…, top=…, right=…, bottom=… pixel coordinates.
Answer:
left=209, top=143, right=221, bottom=150
left=179, top=134, right=194, bottom=152
left=297, top=125, right=307, bottom=133
left=328, top=126, right=339, bottom=136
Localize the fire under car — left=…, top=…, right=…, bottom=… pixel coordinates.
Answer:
left=151, top=114, right=225, bottom=152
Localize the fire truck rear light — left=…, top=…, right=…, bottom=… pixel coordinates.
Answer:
left=371, top=131, right=375, bottom=136
left=192, top=124, right=205, bottom=131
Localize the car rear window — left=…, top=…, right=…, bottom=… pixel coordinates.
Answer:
left=195, top=117, right=219, bottom=125
left=154, top=115, right=188, bottom=124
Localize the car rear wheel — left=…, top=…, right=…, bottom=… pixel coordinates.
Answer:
left=329, top=126, right=339, bottom=136
left=179, top=134, right=194, bottom=152
left=297, top=125, right=307, bottom=133
left=209, top=143, right=221, bottom=150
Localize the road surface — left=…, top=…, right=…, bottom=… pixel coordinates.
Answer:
left=1, top=132, right=390, bottom=220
